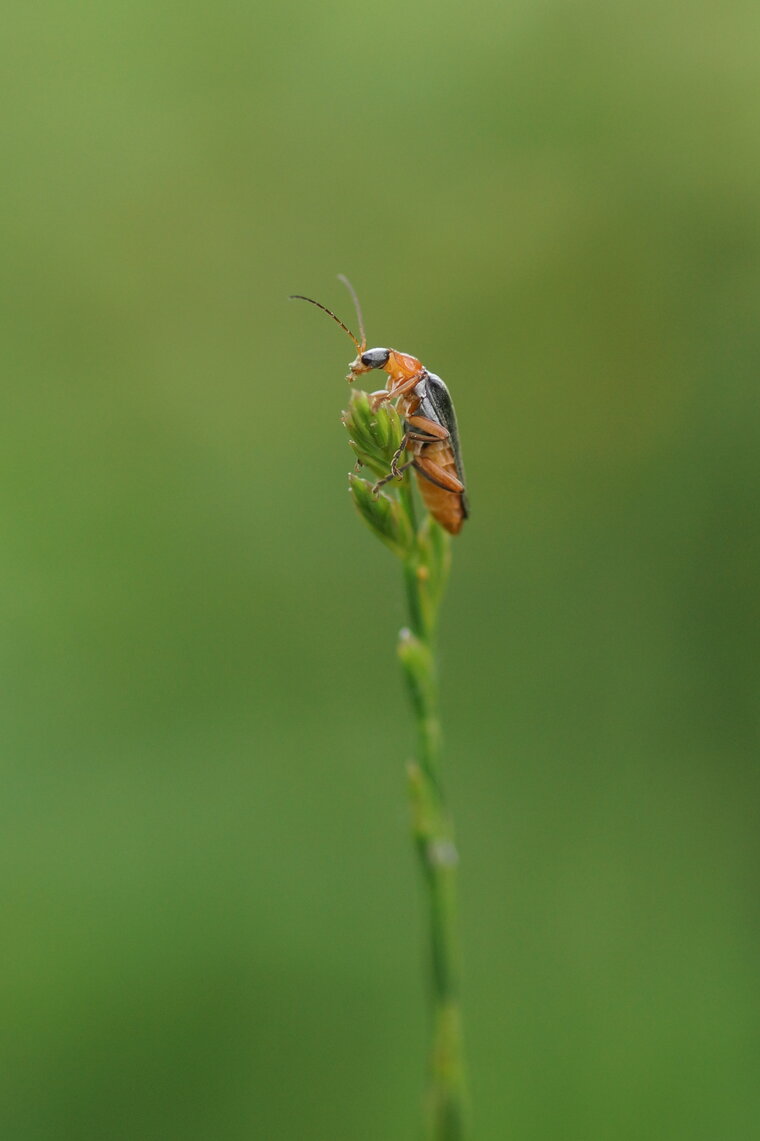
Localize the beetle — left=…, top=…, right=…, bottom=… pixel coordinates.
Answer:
left=290, top=277, right=468, bottom=535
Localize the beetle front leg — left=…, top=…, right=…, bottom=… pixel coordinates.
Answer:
left=369, top=389, right=391, bottom=412
left=370, top=372, right=425, bottom=413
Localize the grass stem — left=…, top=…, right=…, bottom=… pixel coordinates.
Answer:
left=344, top=390, right=468, bottom=1140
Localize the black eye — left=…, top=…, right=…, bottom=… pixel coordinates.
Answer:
left=361, top=348, right=390, bottom=369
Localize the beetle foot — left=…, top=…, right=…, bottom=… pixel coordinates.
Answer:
left=371, top=476, right=392, bottom=497
left=369, top=390, right=390, bottom=412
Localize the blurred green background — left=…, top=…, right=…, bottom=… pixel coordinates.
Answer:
left=2, top=1, right=759, bottom=1138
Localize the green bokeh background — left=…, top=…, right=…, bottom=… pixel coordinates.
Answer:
left=3, top=2, right=759, bottom=1138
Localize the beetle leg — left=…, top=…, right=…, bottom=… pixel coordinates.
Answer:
left=372, top=460, right=415, bottom=495
left=404, top=413, right=450, bottom=440
left=388, top=435, right=409, bottom=477
left=414, top=455, right=465, bottom=493
left=388, top=372, right=425, bottom=399
left=370, top=373, right=424, bottom=412
left=369, top=389, right=390, bottom=411
left=388, top=428, right=442, bottom=477
left=375, top=372, right=426, bottom=412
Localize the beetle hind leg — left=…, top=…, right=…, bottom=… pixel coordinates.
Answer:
left=414, top=454, right=465, bottom=493
left=371, top=459, right=414, bottom=496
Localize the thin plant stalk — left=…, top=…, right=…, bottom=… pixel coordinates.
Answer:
left=344, top=392, right=469, bottom=1141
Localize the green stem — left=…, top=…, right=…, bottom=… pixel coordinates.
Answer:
left=342, top=393, right=468, bottom=1138
left=399, top=503, right=468, bottom=1141
left=399, top=481, right=424, bottom=640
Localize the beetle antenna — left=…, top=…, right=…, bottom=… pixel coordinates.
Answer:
left=337, top=274, right=366, bottom=352
left=289, top=293, right=362, bottom=353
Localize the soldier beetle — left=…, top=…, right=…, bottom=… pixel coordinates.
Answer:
left=290, top=277, right=469, bottom=535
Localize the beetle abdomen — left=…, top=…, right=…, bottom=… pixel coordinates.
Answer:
left=413, top=440, right=468, bottom=535
left=416, top=477, right=466, bottom=534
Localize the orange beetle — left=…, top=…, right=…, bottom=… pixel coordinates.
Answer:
left=291, top=278, right=468, bottom=535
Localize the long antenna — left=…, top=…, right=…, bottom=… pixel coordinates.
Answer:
left=289, top=293, right=362, bottom=353
left=337, top=274, right=366, bottom=351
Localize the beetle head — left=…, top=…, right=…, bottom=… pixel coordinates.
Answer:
left=347, top=347, right=391, bottom=380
